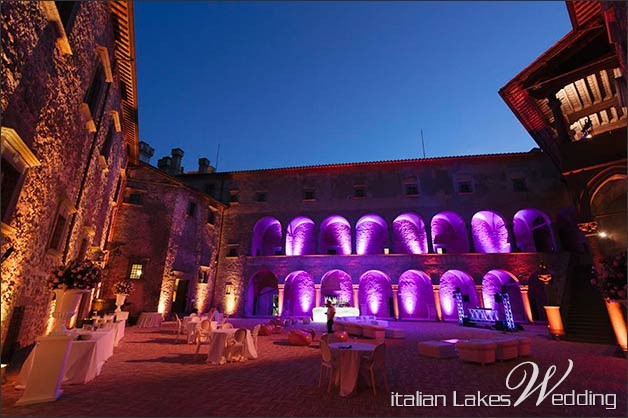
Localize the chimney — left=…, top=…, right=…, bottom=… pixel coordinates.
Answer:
left=171, top=148, right=184, bottom=175
left=198, top=158, right=211, bottom=173
left=139, top=141, right=155, bottom=164
left=157, top=156, right=172, bottom=172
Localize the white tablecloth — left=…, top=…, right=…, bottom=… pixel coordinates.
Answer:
left=137, top=312, right=163, bottom=328
left=17, top=328, right=116, bottom=387
left=329, top=342, right=376, bottom=397
left=206, top=329, right=257, bottom=364
left=103, top=320, right=125, bottom=346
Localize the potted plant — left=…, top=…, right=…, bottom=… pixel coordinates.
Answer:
left=591, top=252, right=627, bottom=352
left=112, top=280, right=135, bottom=313
left=48, top=259, right=103, bottom=335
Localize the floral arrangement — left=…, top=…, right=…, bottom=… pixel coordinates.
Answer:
left=48, top=259, right=103, bottom=291
left=591, top=252, right=627, bottom=301
left=113, top=279, right=135, bottom=295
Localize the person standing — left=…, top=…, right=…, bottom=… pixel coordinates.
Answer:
left=325, top=300, right=336, bottom=334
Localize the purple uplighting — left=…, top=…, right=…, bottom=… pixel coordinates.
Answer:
left=285, top=217, right=316, bottom=256
left=358, top=270, right=392, bottom=317
left=320, top=270, right=354, bottom=305
left=513, top=208, right=555, bottom=252
left=355, top=214, right=388, bottom=255
left=319, top=215, right=352, bottom=255
left=398, top=270, right=433, bottom=318
left=251, top=217, right=283, bottom=256
left=482, top=270, right=526, bottom=321
left=471, top=211, right=510, bottom=253
left=392, top=213, right=428, bottom=254
left=431, top=212, right=469, bottom=254
left=284, top=270, right=315, bottom=316
left=439, top=270, right=477, bottom=321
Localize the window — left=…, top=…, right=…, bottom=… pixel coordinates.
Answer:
left=512, top=178, right=527, bottom=192
left=198, top=268, right=209, bottom=284
left=405, top=183, right=419, bottom=196
left=48, top=214, right=68, bottom=251
left=226, top=245, right=239, bottom=258
left=128, top=263, right=144, bottom=280
left=113, top=175, right=123, bottom=202
left=255, top=192, right=267, bottom=202
left=84, top=62, right=106, bottom=116
left=125, top=192, right=143, bottom=205
left=187, top=201, right=197, bottom=217
left=100, top=125, right=113, bottom=161
left=454, top=173, right=475, bottom=194
left=303, top=188, right=316, bottom=201
left=1, top=157, right=21, bottom=221
left=353, top=186, right=366, bottom=199
left=78, top=238, right=89, bottom=260
left=204, top=183, right=215, bottom=197
left=457, top=181, right=473, bottom=194
left=229, top=190, right=239, bottom=203
left=55, top=1, right=77, bottom=32
left=207, top=210, right=216, bottom=225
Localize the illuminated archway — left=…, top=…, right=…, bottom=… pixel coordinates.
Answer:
left=251, top=217, right=282, bottom=256
left=320, top=270, right=354, bottom=306
left=319, top=215, right=352, bottom=255
left=358, top=270, right=393, bottom=317
left=431, top=212, right=469, bottom=253
left=245, top=270, right=279, bottom=316
left=355, top=214, right=388, bottom=255
left=439, top=270, right=477, bottom=321
left=471, top=211, right=510, bottom=253
left=285, top=217, right=316, bottom=255
left=392, top=213, right=428, bottom=254
left=283, top=271, right=315, bottom=316
left=481, top=270, right=526, bottom=322
left=397, top=270, right=433, bottom=318
left=513, top=209, right=555, bottom=252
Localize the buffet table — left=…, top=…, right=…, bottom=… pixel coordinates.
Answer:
left=312, top=307, right=360, bottom=323
left=102, top=320, right=126, bottom=347
left=136, top=312, right=163, bottom=328
left=16, top=327, right=116, bottom=387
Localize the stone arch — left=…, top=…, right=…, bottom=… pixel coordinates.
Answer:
left=471, top=210, right=510, bottom=253
left=392, top=213, right=429, bottom=254
left=397, top=270, right=433, bottom=319
left=513, top=209, right=556, bottom=252
left=439, top=270, right=478, bottom=321
left=251, top=217, right=283, bottom=256
left=320, top=270, right=354, bottom=306
left=481, top=270, right=526, bottom=322
left=431, top=212, right=469, bottom=253
left=589, top=172, right=627, bottom=256
left=245, top=270, right=279, bottom=317
left=355, top=214, right=388, bottom=255
left=285, top=217, right=316, bottom=256
left=283, top=271, right=315, bottom=317
left=319, top=215, right=352, bottom=255
left=358, top=270, right=393, bottom=317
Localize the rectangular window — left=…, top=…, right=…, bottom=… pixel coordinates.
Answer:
left=55, top=1, right=77, bottom=32
left=101, top=125, right=113, bottom=161
left=458, top=181, right=473, bottom=194
left=129, top=263, right=144, bottom=280
left=84, top=62, right=105, bottom=116
left=207, top=210, right=216, bottom=225
left=1, top=157, right=21, bottom=222
left=255, top=192, right=267, bottom=202
left=303, top=189, right=316, bottom=201
left=405, top=183, right=419, bottom=196
left=48, top=215, right=67, bottom=251
left=204, top=183, right=215, bottom=197
left=187, top=201, right=197, bottom=217
left=113, top=176, right=122, bottom=202
left=512, top=178, right=527, bottom=192
left=226, top=246, right=239, bottom=258
left=229, top=190, right=239, bottom=203
left=353, top=186, right=366, bottom=199
left=125, top=193, right=143, bottom=205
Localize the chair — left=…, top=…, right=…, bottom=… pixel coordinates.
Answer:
left=222, top=322, right=234, bottom=329
left=360, top=343, right=389, bottom=396
left=251, top=324, right=261, bottom=351
left=225, top=328, right=247, bottom=362
left=194, top=320, right=213, bottom=360
left=318, top=338, right=336, bottom=392
left=174, top=313, right=184, bottom=343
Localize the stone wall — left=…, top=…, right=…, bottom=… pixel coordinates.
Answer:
left=1, top=1, right=128, bottom=349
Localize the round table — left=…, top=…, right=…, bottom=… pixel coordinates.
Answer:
left=328, top=342, right=376, bottom=397
left=136, top=312, right=163, bottom=328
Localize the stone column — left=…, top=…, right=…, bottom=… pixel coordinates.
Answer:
left=392, top=285, right=400, bottom=320
left=315, top=285, right=321, bottom=308
left=475, top=285, right=484, bottom=308
left=520, top=285, right=534, bottom=323
left=353, top=288, right=359, bottom=309
left=277, top=285, right=284, bottom=317
left=433, top=286, right=442, bottom=321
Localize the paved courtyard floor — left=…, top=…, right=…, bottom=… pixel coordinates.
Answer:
left=2, top=319, right=626, bottom=417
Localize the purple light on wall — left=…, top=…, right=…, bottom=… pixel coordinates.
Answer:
left=482, top=270, right=526, bottom=321
left=513, top=209, right=554, bottom=252
left=251, top=217, right=282, bottom=256
left=431, top=212, right=469, bottom=253
left=320, top=215, right=352, bottom=255
left=285, top=217, right=315, bottom=256
left=284, top=270, right=315, bottom=316
left=246, top=270, right=279, bottom=316
left=358, top=270, right=392, bottom=317
left=439, top=270, right=477, bottom=321
left=398, top=270, right=432, bottom=318
left=471, top=211, right=510, bottom=253
left=392, top=213, right=428, bottom=254
left=355, top=214, right=388, bottom=255
left=320, top=270, right=354, bottom=305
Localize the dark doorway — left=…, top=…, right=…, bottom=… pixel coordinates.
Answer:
left=172, top=279, right=189, bottom=314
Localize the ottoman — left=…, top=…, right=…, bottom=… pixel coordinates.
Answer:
left=333, top=322, right=345, bottom=332
left=418, top=340, right=457, bottom=359
left=494, top=338, right=519, bottom=361
left=517, top=337, right=531, bottom=356
left=344, top=323, right=362, bottom=337
left=362, top=325, right=386, bottom=340
left=385, top=328, right=406, bottom=339
left=456, top=340, right=496, bottom=365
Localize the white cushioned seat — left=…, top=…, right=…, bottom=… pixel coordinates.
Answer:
left=494, top=338, right=519, bottom=361
left=456, top=339, right=496, bottom=365
left=385, top=328, right=405, bottom=339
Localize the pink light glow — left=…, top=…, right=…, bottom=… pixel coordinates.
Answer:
left=320, top=270, right=354, bottom=305
left=431, top=212, right=469, bottom=253
left=392, top=213, right=428, bottom=254
left=285, top=217, right=315, bottom=256
left=355, top=214, right=388, bottom=255
left=482, top=270, right=526, bottom=321
left=439, top=270, right=477, bottom=321
left=398, top=270, right=432, bottom=318
left=471, top=211, right=510, bottom=253
left=513, top=209, right=555, bottom=252
left=251, top=217, right=282, bottom=256
left=284, top=270, right=315, bottom=316
left=320, top=215, right=352, bottom=255
left=358, top=270, right=392, bottom=317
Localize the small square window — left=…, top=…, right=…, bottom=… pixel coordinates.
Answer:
left=229, top=190, right=239, bottom=203
left=458, top=181, right=473, bottom=194
left=354, top=187, right=366, bottom=199
left=125, top=193, right=142, bottom=205
left=129, top=263, right=144, bottom=280
left=48, top=214, right=68, bottom=251
left=226, top=246, right=239, bottom=258
left=405, top=183, right=419, bottom=196
left=255, top=192, right=267, bottom=202
left=512, top=178, right=527, bottom=192
left=303, top=189, right=316, bottom=201
left=207, top=210, right=216, bottom=225
left=187, top=201, right=197, bottom=217
left=204, top=183, right=216, bottom=197
left=84, top=62, right=106, bottom=115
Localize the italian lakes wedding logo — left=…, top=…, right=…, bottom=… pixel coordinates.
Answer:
left=390, top=360, right=617, bottom=410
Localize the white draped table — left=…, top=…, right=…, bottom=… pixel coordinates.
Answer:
left=103, top=320, right=126, bottom=347
left=206, top=329, right=257, bottom=364
left=136, top=312, right=163, bottom=328
left=16, top=327, right=116, bottom=387
left=329, top=342, right=376, bottom=397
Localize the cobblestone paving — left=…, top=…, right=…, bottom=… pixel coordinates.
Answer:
left=2, top=320, right=626, bottom=417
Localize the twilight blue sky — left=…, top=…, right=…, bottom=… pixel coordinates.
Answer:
left=134, top=1, right=571, bottom=172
